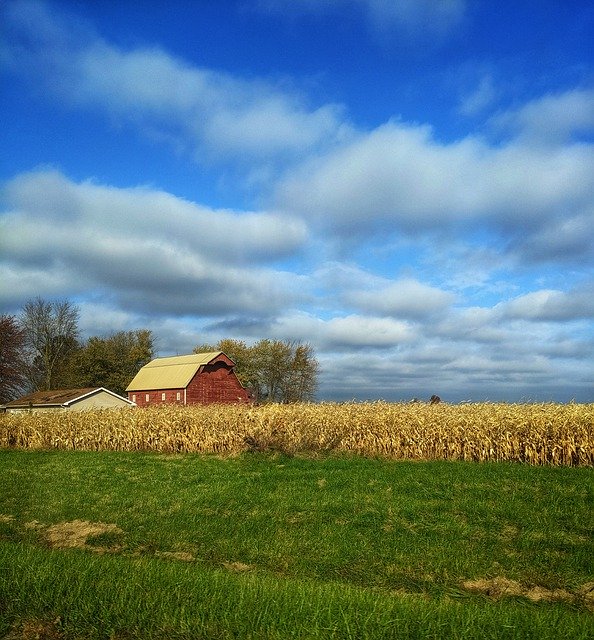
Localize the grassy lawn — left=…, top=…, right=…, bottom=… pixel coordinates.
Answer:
left=0, top=450, right=592, bottom=638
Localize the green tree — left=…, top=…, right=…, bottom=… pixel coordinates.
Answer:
left=0, top=314, right=27, bottom=402
left=74, top=330, right=155, bottom=396
left=282, top=342, right=319, bottom=403
left=19, top=298, right=80, bottom=391
left=194, top=338, right=318, bottom=403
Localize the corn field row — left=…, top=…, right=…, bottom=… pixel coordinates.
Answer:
left=1, top=402, right=593, bottom=465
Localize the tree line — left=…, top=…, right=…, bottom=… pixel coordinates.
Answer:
left=0, top=298, right=154, bottom=402
left=0, top=298, right=318, bottom=404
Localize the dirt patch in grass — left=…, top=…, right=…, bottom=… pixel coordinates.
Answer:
left=578, top=582, right=594, bottom=611
left=3, top=617, right=63, bottom=640
left=462, top=577, right=594, bottom=609
left=223, top=561, right=253, bottom=572
left=155, top=550, right=195, bottom=562
left=43, top=520, right=123, bottom=551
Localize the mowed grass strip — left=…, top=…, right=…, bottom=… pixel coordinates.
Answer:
left=0, top=451, right=593, bottom=638
left=2, top=542, right=593, bottom=640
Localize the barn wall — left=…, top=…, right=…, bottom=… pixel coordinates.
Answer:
left=186, top=362, right=250, bottom=404
left=129, top=388, right=184, bottom=407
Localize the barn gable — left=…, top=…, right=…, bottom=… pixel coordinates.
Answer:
left=126, top=352, right=250, bottom=406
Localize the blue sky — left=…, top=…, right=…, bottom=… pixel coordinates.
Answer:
left=1, top=0, right=593, bottom=402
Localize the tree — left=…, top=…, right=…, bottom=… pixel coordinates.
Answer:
left=74, top=330, right=155, bottom=396
left=194, top=338, right=318, bottom=403
left=282, top=342, right=319, bottom=403
left=20, top=298, right=80, bottom=391
left=0, top=314, right=27, bottom=403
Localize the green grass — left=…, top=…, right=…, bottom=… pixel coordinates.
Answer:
left=0, top=450, right=593, bottom=638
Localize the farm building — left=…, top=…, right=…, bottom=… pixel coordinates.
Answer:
left=126, top=352, right=251, bottom=406
left=3, top=387, right=135, bottom=413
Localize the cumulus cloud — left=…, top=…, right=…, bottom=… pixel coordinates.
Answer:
left=275, top=118, right=594, bottom=265
left=499, top=285, right=594, bottom=322
left=0, top=169, right=308, bottom=316
left=1, top=0, right=349, bottom=166
left=311, top=263, right=456, bottom=319
left=267, top=311, right=416, bottom=350
left=514, top=208, right=594, bottom=264
left=491, top=88, right=594, bottom=145
left=346, top=278, right=456, bottom=318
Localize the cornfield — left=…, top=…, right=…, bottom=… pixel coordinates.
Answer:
left=0, top=402, right=593, bottom=466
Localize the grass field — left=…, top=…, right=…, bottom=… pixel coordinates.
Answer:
left=0, top=449, right=592, bottom=638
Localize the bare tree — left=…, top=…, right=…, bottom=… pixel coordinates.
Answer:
left=0, top=314, right=27, bottom=403
left=20, top=298, right=80, bottom=391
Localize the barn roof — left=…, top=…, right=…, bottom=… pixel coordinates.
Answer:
left=4, top=387, right=132, bottom=408
left=126, top=352, right=231, bottom=391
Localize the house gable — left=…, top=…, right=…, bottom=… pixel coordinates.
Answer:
left=4, top=387, right=134, bottom=412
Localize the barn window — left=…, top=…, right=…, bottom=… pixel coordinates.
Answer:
left=176, top=392, right=181, bottom=401
left=132, top=394, right=136, bottom=403
left=162, top=392, right=166, bottom=401
left=145, top=394, right=149, bottom=402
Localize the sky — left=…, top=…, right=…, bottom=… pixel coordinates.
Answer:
left=1, top=0, right=593, bottom=403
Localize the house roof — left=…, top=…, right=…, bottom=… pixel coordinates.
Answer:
left=126, top=352, right=231, bottom=392
left=4, top=387, right=133, bottom=408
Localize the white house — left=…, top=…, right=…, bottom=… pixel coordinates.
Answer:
left=3, top=387, right=135, bottom=412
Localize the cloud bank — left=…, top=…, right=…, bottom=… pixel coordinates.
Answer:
left=1, top=0, right=593, bottom=402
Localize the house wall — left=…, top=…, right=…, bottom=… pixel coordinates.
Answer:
left=69, top=390, right=133, bottom=410
left=7, top=391, right=132, bottom=412
left=6, top=406, right=61, bottom=413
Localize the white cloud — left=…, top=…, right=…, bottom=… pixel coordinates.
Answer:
left=0, top=169, right=308, bottom=317
left=516, top=208, right=594, bottom=263
left=499, top=286, right=594, bottom=322
left=458, top=74, right=496, bottom=117
left=324, top=314, right=415, bottom=347
left=491, top=88, right=594, bottom=145
left=347, top=278, right=456, bottom=318
left=275, top=119, right=594, bottom=262
left=269, top=311, right=416, bottom=350
left=1, top=0, right=350, bottom=166
left=3, top=169, right=307, bottom=264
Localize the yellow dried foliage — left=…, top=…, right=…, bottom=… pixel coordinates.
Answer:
left=0, top=402, right=592, bottom=465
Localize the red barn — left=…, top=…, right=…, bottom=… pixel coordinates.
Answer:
left=126, top=352, right=251, bottom=406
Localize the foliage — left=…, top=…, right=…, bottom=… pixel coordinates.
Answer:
left=73, top=329, right=155, bottom=396
left=1, top=402, right=592, bottom=465
left=0, top=315, right=27, bottom=403
left=194, top=338, right=319, bottom=402
left=19, top=298, right=80, bottom=391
